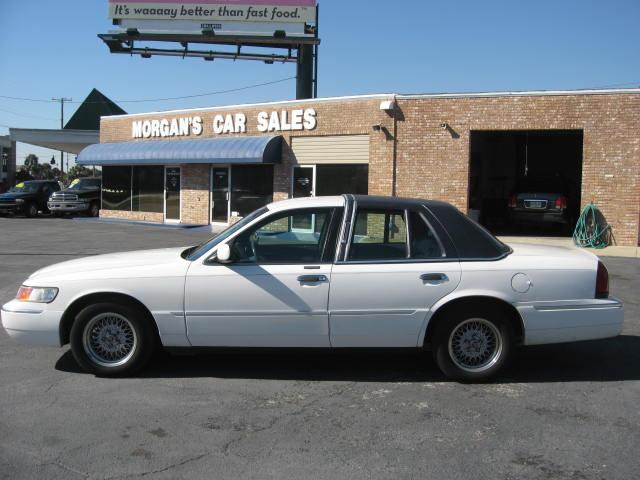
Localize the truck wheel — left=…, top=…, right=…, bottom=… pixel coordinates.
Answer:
left=433, top=308, right=512, bottom=383
left=70, top=302, right=155, bottom=376
left=25, top=202, right=38, bottom=218
left=89, top=202, right=100, bottom=217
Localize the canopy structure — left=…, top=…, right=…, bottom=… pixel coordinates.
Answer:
left=77, top=136, right=283, bottom=166
left=9, top=128, right=99, bottom=155
left=9, top=89, right=125, bottom=156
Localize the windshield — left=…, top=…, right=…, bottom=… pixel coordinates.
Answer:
left=9, top=182, right=39, bottom=193
left=185, top=207, right=269, bottom=261
left=67, top=178, right=100, bottom=190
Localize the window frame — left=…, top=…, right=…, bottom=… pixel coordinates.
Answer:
left=206, top=207, right=343, bottom=266
left=343, top=206, right=448, bottom=264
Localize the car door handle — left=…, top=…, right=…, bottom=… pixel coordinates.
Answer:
left=420, top=273, right=449, bottom=284
left=297, top=275, right=327, bottom=283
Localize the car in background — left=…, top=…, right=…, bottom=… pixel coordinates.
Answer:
left=1, top=195, right=623, bottom=382
left=48, top=177, right=101, bottom=217
left=0, top=180, right=61, bottom=217
left=508, top=176, right=573, bottom=230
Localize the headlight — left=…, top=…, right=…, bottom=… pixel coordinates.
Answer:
left=15, top=198, right=24, bottom=204
left=16, top=286, right=59, bottom=303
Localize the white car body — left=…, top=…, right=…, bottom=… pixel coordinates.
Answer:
left=1, top=195, right=624, bottom=353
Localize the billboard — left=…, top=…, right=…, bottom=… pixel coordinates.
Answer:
left=109, top=0, right=317, bottom=36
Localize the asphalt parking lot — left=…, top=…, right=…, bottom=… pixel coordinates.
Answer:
left=0, top=216, right=639, bottom=479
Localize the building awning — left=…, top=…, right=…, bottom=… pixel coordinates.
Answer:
left=77, top=136, right=282, bottom=166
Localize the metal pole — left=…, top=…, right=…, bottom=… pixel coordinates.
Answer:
left=313, top=4, right=319, bottom=99
left=52, top=97, right=72, bottom=177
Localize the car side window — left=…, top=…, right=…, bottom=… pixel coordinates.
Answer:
left=41, top=184, right=50, bottom=195
left=409, top=211, right=443, bottom=259
left=231, top=208, right=334, bottom=264
left=349, top=209, right=408, bottom=260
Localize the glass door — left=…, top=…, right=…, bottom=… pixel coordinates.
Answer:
left=164, top=166, right=181, bottom=222
left=211, top=166, right=230, bottom=223
left=292, top=165, right=315, bottom=198
left=291, top=166, right=316, bottom=232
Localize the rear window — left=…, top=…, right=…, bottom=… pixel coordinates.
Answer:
left=427, top=204, right=510, bottom=259
left=516, top=176, right=565, bottom=193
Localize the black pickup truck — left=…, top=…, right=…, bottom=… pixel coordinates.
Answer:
left=48, top=177, right=101, bottom=217
left=0, top=180, right=61, bottom=217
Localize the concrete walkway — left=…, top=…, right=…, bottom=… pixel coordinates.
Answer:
left=499, top=236, right=640, bottom=258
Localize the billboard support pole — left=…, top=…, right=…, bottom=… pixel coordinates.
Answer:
left=313, top=3, right=319, bottom=99
left=296, top=44, right=314, bottom=100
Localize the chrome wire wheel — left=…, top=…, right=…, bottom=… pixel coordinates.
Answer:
left=82, top=313, right=138, bottom=368
left=448, top=318, right=503, bottom=373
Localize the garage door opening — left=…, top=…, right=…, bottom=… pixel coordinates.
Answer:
left=468, top=130, right=583, bottom=236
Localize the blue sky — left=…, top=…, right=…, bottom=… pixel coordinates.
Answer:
left=1, top=0, right=639, bottom=165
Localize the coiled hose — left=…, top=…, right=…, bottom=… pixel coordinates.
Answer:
left=573, top=203, right=612, bottom=249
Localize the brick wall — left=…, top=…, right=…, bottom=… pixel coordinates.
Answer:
left=100, top=209, right=164, bottom=223
left=99, top=92, right=639, bottom=246
left=394, top=93, right=640, bottom=246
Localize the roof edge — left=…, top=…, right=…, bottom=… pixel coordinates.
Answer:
left=101, top=88, right=640, bottom=122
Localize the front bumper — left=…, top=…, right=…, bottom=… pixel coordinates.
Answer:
left=1, top=299, right=63, bottom=346
left=518, top=297, right=624, bottom=345
left=0, top=203, right=20, bottom=213
left=47, top=201, right=89, bottom=213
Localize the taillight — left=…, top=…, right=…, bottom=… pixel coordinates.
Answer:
left=555, top=196, right=567, bottom=209
left=596, top=261, right=609, bottom=299
left=508, top=195, right=517, bottom=208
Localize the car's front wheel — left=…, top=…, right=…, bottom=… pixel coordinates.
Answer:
left=25, top=202, right=38, bottom=218
left=433, top=309, right=512, bottom=382
left=70, top=302, right=155, bottom=376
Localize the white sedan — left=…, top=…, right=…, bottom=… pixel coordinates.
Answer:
left=1, top=195, right=624, bottom=382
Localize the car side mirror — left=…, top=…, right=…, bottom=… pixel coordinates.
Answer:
left=216, top=243, right=232, bottom=264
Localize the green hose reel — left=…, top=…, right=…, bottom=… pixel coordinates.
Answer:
left=573, top=203, right=611, bottom=249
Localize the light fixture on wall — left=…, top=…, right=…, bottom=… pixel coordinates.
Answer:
left=372, top=124, right=383, bottom=131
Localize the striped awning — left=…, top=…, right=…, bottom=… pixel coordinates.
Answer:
left=77, top=135, right=282, bottom=166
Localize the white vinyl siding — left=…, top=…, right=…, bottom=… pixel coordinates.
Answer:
left=291, top=135, right=370, bottom=165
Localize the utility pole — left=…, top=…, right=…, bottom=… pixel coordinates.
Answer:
left=52, top=97, right=72, bottom=176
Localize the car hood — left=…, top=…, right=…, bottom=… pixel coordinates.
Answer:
left=0, top=192, right=31, bottom=200
left=27, top=247, right=190, bottom=282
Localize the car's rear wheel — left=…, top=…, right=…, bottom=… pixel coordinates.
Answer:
left=433, top=309, right=512, bottom=382
left=70, top=302, right=155, bottom=376
left=25, top=202, right=38, bottom=218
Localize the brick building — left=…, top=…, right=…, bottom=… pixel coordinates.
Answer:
left=78, top=89, right=640, bottom=246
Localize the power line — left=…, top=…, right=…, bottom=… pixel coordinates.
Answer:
left=0, top=76, right=296, bottom=105
left=0, top=107, right=58, bottom=121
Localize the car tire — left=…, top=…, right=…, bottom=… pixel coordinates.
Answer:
left=89, top=201, right=100, bottom=217
left=433, top=308, right=512, bottom=383
left=25, top=202, right=38, bottom=218
left=70, top=302, right=155, bottom=376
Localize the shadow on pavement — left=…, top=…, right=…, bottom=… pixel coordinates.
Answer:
left=55, top=335, right=640, bottom=383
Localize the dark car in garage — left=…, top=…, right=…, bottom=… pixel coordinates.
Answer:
left=0, top=180, right=61, bottom=217
left=508, top=176, right=573, bottom=230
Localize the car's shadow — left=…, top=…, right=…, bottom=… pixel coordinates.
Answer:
left=55, top=335, right=640, bottom=383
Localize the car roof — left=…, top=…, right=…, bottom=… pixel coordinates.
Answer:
left=268, top=195, right=345, bottom=212
left=351, top=194, right=452, bottom=210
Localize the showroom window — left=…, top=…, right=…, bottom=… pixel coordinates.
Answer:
left=230, top=165, right=274, bottom=218
left=102, top=166, right=132, bottom=211
left=316, top=165, right=368, bottom=196
left=132, top=166, right=164, bottom=213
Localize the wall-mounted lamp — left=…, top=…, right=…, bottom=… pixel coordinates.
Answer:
left=440, top=123, right=449, bottom=129
left=372, top=124, right=383, bottom=131
left=380, top=100, right=395, bottom=111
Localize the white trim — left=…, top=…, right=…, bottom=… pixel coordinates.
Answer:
left=104, top=94, right=396, bottom=120
left=395, top=88, right=640, bottom=100
left=102, top=88, right=640, bottom=121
